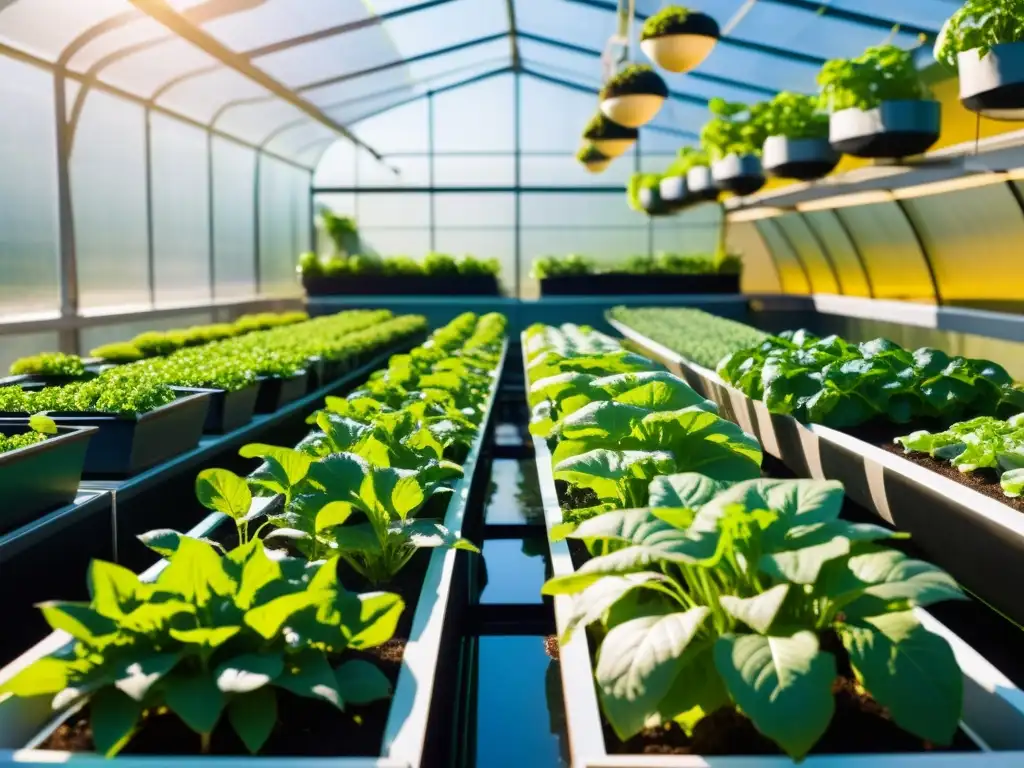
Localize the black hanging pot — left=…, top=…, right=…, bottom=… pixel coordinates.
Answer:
left=658, top=175, right=689, bottom=211
left=711, top=154, right=765, bottom=196
left=829, top=100, right=941, bottom=159
left=959, top=43, right=1024, bottom=121
left=686, top=165, right=719, bottom=202
left=638, top=186, right=673, bottom=216
left=762, top=136, right=841, bottom=181
left=640, top=11, right=720, bottom=74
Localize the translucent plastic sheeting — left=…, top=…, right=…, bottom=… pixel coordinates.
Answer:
left=901, top=182, right=1024, bottom=308
left=773, top=214, right=841, bottom=295
left=0, top=332, right=62, bottom=374
left=211, top=136, right=257, bottom=298
left=832, top=202, right=937, bottom=302
left=799, top=210, right=872, bottom=298
left=432, top=73, right=514, bottom=152
left=0, top=54, right=61, bottom=317
left=257, top=156, right=305, bottom=297
left=726, top=220, right=783, bottom=294
left=755, top=219, right=811, bottom=294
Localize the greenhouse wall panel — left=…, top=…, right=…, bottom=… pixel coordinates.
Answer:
left=800, top=210, right=872, bottom=298
left=211, top=136, right=257, bottom=299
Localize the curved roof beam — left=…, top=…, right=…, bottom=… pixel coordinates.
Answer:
left=518, top=31, right=778, bottom=98
left=125, top=0, right=389, bottom=162
left=151, top=0, right=457, bottom=102
left=210, top=32, right=509, bottom=125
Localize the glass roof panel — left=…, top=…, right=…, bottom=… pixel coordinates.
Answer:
left=92, top=36, right=221, bottom=98
left=0, top=0, right=127, bottom=62
left=730, top=4, right=924, bottom=63
left=824, top=0, right=952, bottom=29
left=699, top=42, right=821, bottom=93
left=216, top=99, right=309, bottom=145
left=64, top=16, right=169, bottom=72
left=381, top=0, right=506, bottom=60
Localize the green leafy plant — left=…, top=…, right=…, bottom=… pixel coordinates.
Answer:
left=582, top=112, right=638, bottom=142
left=457, top=254, right=501, bottom=277
left=758, top=91, right=829, bottom=140
left=531, top=254, right=596, bottom=280
left=600, top=63, right=669, bottom=99
left=9, top=352, right=87, bottom=378
left=381, top=255, right=424, bottom=276
left=700, top=98, right=769, bottom=161
left=935, top=0, right=1024, bottom=69
left=89, top=343, right=145, bottom=363
left=818, top=45, right=930, bottom=112
left=608, top=306, right=768, bottom=369
left=297, top=251, right=322, bottom=278
left=423, top=252, right=460, bottom=277
left=577, top=144, right=609, bottom=166
left=0, top=380, right=178, bottom=415
left=0, top=537, right=400, bottom=756
left=543, top=475, right=965, bottom=758
left=320, top=210, right=360, bottom=255
left=626, top=172, right=662, bottom=212
left=131, top=332, right=185, bottom=358
left=641, top=5, right=697, bottom=38
left=664, top=146, right=710, bottom=177
left=0, top=414, right=57, bottom=453
left=718, top=330, right=1024, bottom=428
left=897, top=412, right=1024, bottom=498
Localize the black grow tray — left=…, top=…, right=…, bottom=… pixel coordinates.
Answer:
left=185, top=383, right=260, bottom=434
left=0, top=422, right=96, bottom=535
left=539, top=273, right=740, bottom=296
left=0, top=372, right=95, bottom=388
left=255, top=371, right=309, bottom=414
left=303, top=274, right=500, bottom=296
left=0, top=390, right=209, bottom=478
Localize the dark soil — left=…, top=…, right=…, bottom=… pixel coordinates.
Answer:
left=840, top=417, right=1024, bottom=515
left=544, top=634, right=560, bottom=661
left=42, top=640, right=407, bottom=757
left=609, top=674, right=976, bottom=756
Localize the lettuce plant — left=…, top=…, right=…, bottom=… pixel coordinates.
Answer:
left=0, top=414, right=58, bottom=454
left=544, top=475, right=965, bottom=759
left=758, top=91, right=829, bottom=140
left=0, top=537, right=400, bottom=756
left=530, top=254, right=596, bottom=280
left=9, top=352, right=87, bottom=378
left=935, top=0, right=1024, bottom=69
left=818, top=45, right=930, bottom=112
left=897, top=413, right=1024, bottom=497
left=718, top=330, right=1024, bottom=428
left=700, top=98, right=769, bottom=161
left=663, top=146, right=709, bottom=177
left=0, top=379, right=177, bottom=415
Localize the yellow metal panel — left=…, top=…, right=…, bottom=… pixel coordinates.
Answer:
left=900, top=183, right=1024, bottom=307
left=727, top=220, right=783, bottom=294
left=754, top=220, right=811, bottom=295
left=799, top=210, right=872, bottom=297
left=833, top=203, right=936, bottom=302
left=774, top=214, right=840, bottom=295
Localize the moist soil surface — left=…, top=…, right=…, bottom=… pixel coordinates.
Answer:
left=845, top=419, right=1024, bottom=516
left=43, top=640, right=407, bottom=757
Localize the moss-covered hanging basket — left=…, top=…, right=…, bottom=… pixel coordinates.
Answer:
left=577, top=143, right=612, bottom=174
left=600, top=64, right=668, bottom=128
left=640, top=6, right=720, bottom=74
left=582, top=112, right=638, bottom=159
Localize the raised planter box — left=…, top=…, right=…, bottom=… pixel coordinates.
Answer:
left=255, top=371, right=308, bottom=414
left=303, top=274, right=501, bottom=297
left=527, top=329, right=1024, bottom=765
left=609, top=318, right=1024, bottom=632
left=0, top=390, right=209, bottom=478
left=189, top=382, right=260, bottom=434
left=0, top=341, right=508, bottom=767
left=539, top=273, right=740, bottom=296
left=0, top=423, right=96, bottom=535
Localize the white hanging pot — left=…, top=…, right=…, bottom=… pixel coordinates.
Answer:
left=659, top=175, right=689, bottom=211
left=639, top=9, right=720, bottom=73
left=638, top=185, right=672, bottom=216
left=686, top=165, right=719, bottom=202
left=711, top=153, right=765, bottom=196
left=829, top=100, right=941, bottom=159
left=959, top=42, right=1024, bottom=121
left=599, top=65, right=668, bottom=128
left=762, top=136, right=840, bottom=181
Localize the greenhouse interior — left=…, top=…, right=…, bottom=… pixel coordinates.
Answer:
left=5, top=0, right=1024, bottom=766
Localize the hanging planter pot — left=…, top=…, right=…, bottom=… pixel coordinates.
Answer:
left=582, top=111, right=637, bottom=159
left=958, top=43, right=1024, bottom=120
left=639, top=6, right=720, bottom=74
left=637, top=185, right=673, bottom=216
left=599, top=64, right=668, bottom=128
left=658, top=174, right=689, bottom=211
left=686, top=165, right=719, bottom=202
left=711, top=153, right=765, bottom=196
left=762, top=135, right=841, bottom=181
left=577, top=143, right=612, bottom=174
left=829, top=100, right=941, bottom=159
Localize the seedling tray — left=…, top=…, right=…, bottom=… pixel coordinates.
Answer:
left=0, top=390, right=210, bottom=478
left=610, top=318, right=1024, bottom=631
left=255, top=371, right=308, bottom=414
left=0, top=422, right=96, bottom=535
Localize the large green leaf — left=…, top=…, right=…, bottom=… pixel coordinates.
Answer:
left=316, top=412, right=371, bottom=452
left=307, top=452, right=370, bottom=498
left=88, top=560, right=149, bottom=616
left=239, top=444, right=313, bottom=491
left=90, top=688, right=142, bottom=757
left=554, top=401, right=648, bottom=442
left=155, top=537, right=235, bottom=608
left=163, top=671, right=225, bottom=735
left=714, top=631, right=835, bottom=760
left=841, top=611, right=962, bottom=745
left=760, top=538, right=852, bottom=585
left=635, top=408, right=762, bottom=482
left=703, top=477, right=845, bottom=527
left=114, top=654, right=181, bottom=702
left=215, top=653, right=285, bottom=694
left=720, top=584, right=790, bottom=634
left=595, top=608, right=711, bottom=740
left=38, top=601, right=118, bottom=640
left=559, top=572, right=677, bottom=642
left=554, top=448, right=676, bottom=505
left=0, top=656, right=70, bottom=697
left=831, top=549, right=965, bottom=611
left=228, top=687, right=277, bottom=754
left=195, top=469, right=252, bottom=521
left=334, top=659, right=393, bottom=705
left=648, top=472, right=734, bottom=509
left=276, top=649, right=343, bottom=709
left=655, top=642, right=729, bottom=734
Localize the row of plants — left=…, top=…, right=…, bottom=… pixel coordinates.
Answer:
left=531, top=252, right=741, bottom=282
left=526, top=323, right=970, bottom=760
left=299, top=251, right=502, bottom=297
left=585, top=1, right=1024, bottom=197
left=0, top=312, right=508, bottom=758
